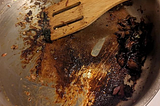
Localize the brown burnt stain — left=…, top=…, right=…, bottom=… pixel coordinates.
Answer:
left=20, top=8, right=130, bottom=106
left=30, top=8, right=132, bottom=106
left=18, top=1, right=152, bottom=106
left=20, top=29, right=44, bottom=65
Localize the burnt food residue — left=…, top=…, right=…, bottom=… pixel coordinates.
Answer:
left=16, top=0, right=153, bottom=106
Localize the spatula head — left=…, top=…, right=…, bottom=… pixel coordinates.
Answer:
left=45, top=0, right=128, bottom=41
left=45, top=0, right=85, bottom=40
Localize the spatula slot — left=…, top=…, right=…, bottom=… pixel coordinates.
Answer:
left=52, top=2, right=81, bottom=17
left=53, top=16, right=83, bottom=30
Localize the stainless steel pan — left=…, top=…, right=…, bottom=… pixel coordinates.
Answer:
left=0, top=0, right=160, bottom=106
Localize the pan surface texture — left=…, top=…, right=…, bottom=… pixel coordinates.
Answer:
left=0, top=0, right=160, bottom=106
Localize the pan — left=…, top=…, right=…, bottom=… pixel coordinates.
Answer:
left=0, top=0, right=160, bottom=106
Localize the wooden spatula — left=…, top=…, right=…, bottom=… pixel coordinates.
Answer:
left=45, top=0, right=127, bottom=40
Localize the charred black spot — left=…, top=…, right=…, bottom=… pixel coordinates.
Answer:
left=42, top=28, right=52, bottom=43
left=38, top=11, right=52, bottom=43
left=27, top=10, right=32, bottom=16
left=115, top=15, right=153, bottom=76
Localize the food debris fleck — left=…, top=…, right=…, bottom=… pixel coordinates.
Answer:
left=7, top=4, right=11, bottom=8
left=1, top=53, right=7, bottom=57
left=24, top=91, right=31, bottom=96
left=11, top=45, right=18, bottom=50
left=28, top=97, right=32, bottom=102
left=22, top=31, right=26, bottom=35
left=30, top=74, right=36, bottom=80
